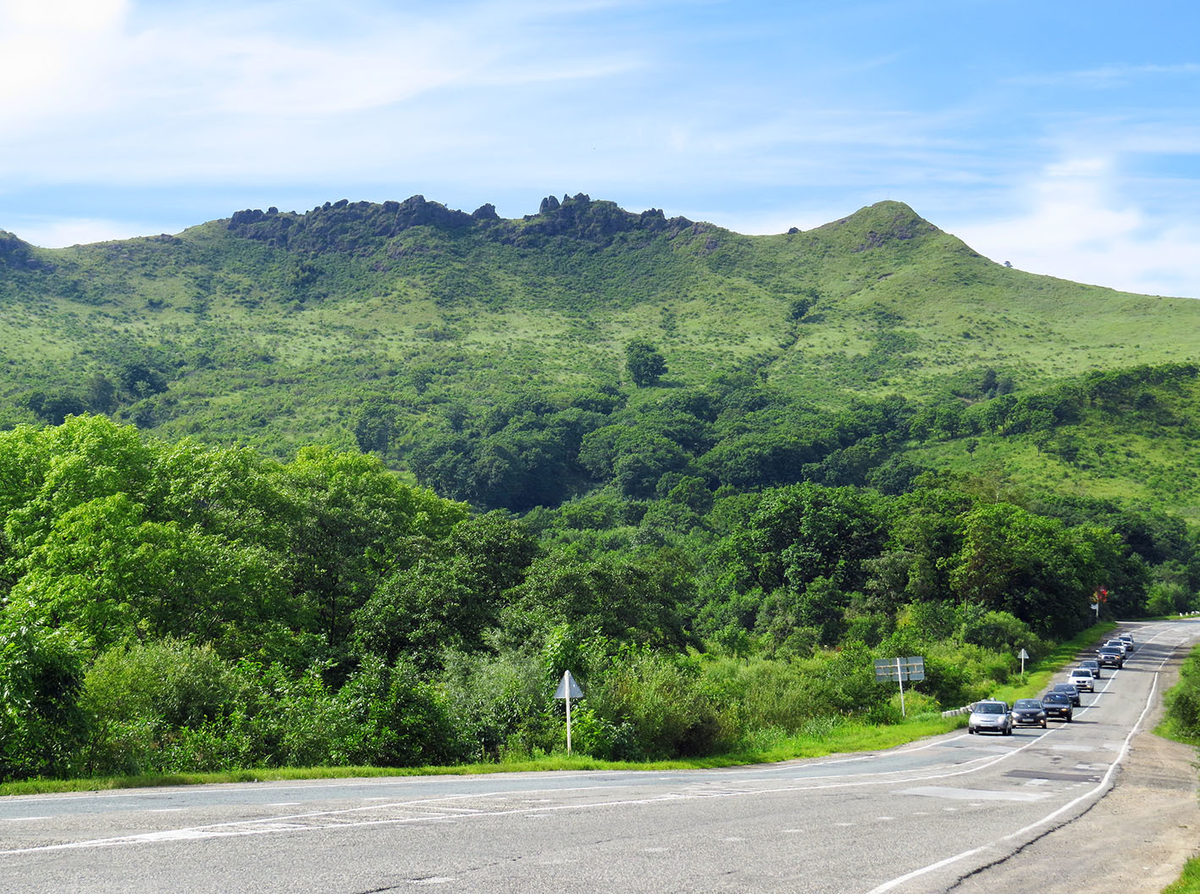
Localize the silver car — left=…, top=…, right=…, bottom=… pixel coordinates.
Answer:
left=968, top=700, right=1013, bottom=736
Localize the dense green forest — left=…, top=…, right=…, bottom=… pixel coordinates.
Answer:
left=2, top=196, right=1199, bottom=783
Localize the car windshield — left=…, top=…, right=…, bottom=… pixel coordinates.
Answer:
left=1014, top=699, right=1041, bottom=708
left=1054, top=683, right=1076, bottom=690
left=975, top=703, right=1006, bottom=714
left=1044, top=694, right=1068, bottom=704
left=1071, top=670, right=1091, bottom=677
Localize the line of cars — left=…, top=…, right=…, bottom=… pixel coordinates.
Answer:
left=967, top=631, right=1136, bottom=735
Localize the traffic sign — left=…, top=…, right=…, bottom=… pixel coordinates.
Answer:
left=554, top=670, right=584, bottom=700
left=553, top=670, right=584, bottom=754
left=873, top=656, right=925, bottom=682
left=874, top=656, right=925, bottom=718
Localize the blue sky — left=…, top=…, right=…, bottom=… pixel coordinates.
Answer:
left=2, top=0, right=1199, bottom=297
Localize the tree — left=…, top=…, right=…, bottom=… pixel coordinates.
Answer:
left=625, top=340, right=667, bottom=387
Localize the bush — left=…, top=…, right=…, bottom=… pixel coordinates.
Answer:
left=1165, top=648, right=1200, bottom=740
left=77, top=639, right=243, bottom=775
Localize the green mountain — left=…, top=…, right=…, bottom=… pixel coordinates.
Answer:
left=2, top=194, right=1198, bottom=514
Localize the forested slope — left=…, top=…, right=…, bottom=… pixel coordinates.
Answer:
left=2, top=196, right=1199, bottom=783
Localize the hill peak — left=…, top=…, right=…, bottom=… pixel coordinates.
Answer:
left=814, top=201, right=941, bottom=251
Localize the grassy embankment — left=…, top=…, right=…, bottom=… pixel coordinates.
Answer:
left=0, top=622, right=1114, bottom=798
left=1155, top=632, right=1200, bottom=893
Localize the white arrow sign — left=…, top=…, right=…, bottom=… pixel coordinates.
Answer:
left=554, top=670, right=584, bottom=700
left=553, top=670, right=584, bottom=754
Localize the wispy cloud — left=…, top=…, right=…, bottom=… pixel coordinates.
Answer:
left=1008, top=62, right=1200, bottom=89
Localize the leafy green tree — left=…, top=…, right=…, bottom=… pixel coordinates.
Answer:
left=354, top=399, right=394, bottom=455
left=625, top=339, right=667, bottom=387
left=0, top=622, right=87, bottom=782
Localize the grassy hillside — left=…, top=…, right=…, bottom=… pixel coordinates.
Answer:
left=1, top=195, right=1198, bottom=511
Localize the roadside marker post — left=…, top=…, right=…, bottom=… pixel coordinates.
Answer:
left=1019, top=648, right=1029, bottom=676
left=553, top=670, right=584, bottom=755
left=873, top=657, right=925, bottom=717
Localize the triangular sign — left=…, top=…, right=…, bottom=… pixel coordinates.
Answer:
left=554, top=670, right=584, bottom=699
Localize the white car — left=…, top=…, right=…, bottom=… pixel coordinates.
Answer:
left=1118, top=634, right=1136, bottom=652
left=1068, top=668, right=1095, bottom=692
left=1105, top=639, right=1132, bottom=656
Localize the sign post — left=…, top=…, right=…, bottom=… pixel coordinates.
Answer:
left=553, top=670, right=584, bottom=755
left=873, top=657, right=925, bottom=718
left=1019, top=648, right=1029, bottom=676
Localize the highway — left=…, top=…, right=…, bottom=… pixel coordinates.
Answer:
left=2, top=621, right=1197, bottom=893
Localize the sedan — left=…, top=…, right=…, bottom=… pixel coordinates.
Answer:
left=1051, top=682, right=1082, bottom=706
left=968, top=700, right=1013, bottom=736
left=1079, top=658, right=1102, bottom=679
left=1042, top=692, right=1074, bottom=722
left=1012, top=698, right=1048, bottom=728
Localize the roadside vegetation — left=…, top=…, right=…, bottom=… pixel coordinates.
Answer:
left=0, top=414, right=1178, bottom=786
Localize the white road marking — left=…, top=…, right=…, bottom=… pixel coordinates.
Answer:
left=900, top=786, right=1048, bottom=802
left=869, top=661, right=1164, bottom=893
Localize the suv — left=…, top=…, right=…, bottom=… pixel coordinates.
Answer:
left=1106, top=639, right=1132, bottom=656
left=1097, top=646, right=1125, bottom=668
left=968, top=700, right=1013, bottom=736
left=1118, top=634, right=1136, bottom=652
left=1068, top=668, right=1095, bottom=692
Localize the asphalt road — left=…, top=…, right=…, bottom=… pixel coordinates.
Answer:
left=2, top=621, right=1197, bottom=894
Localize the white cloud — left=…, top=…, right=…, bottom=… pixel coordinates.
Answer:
left=952, top=155, right=1200, bottom=299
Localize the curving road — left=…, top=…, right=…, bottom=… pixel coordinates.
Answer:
left=2, top=621, right=1197, bottom=893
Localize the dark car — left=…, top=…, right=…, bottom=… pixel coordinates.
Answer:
left=1012, top=698, right=1048, bottom=728
left=1097, top=647, right=1125, bottom=668
left=1051, top=682, right=1082, bottom=706
left=1042, top=692, right=1074, bottom=722
left=1079, top=658, right=1102, bottom=679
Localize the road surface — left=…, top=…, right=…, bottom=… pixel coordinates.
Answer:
left=2, top=621, right=1197, bottom=893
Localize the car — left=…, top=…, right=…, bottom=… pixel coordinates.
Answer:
left=1068, top=668, right=1096, bottom=692
left=1097, top=646, right=1125, bottom=668
left=1052, top=682, right=1082, bottom=706
left=1012, top=698, right=1048, bottom=728
left=1118, top=633, right=1136, bottom=652
left=1042, top=692, right=1074, bottom=722
left=1079, top=658, right=1102, bottom=679
left=968, top=700, right=1013, bottom=735
left=1106, top=639, right=1132, bottom=656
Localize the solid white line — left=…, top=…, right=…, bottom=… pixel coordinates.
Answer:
left=866, top=665, right=1163, bottom=893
